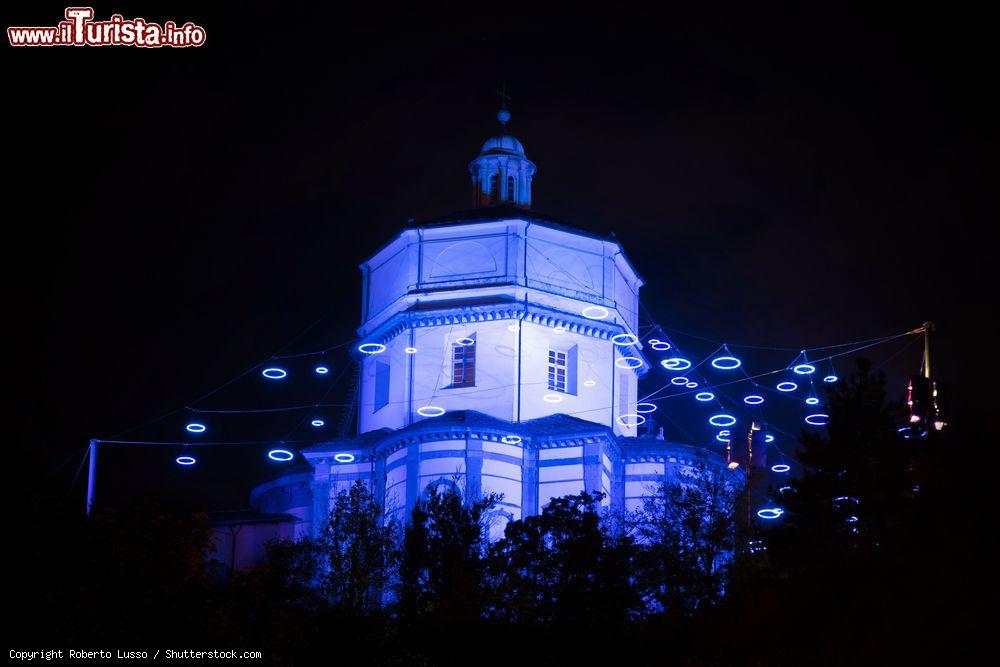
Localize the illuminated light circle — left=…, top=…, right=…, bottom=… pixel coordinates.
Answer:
left=805, top=397, right=820, bottom=405
left=175, top=455, right=197, bottom=466
left=686, top=381, right=698, bottom=388
left=765, top=434, right=775, bottom=443
left=776, top=381, right=798, bottom=392
left=358, top=343, right=386, bottom=355
left=636, top=402, right=658, bottom=414
left=757, top=508, right=784, bottom=520
left=501, top=435, right=522, bottom=445
left=404, top=347, right=418, bottom=354
left=185, top=422, right=206, bottom=434
left=716, top=431, right=731, bottom=443
left=771, top=464, right=791, bottom=473
left=315, top=365, right=330, bottom=375
left=583, top=380, right=596, bottom=387
left=333, top=453, right=356, bottom=463
left=582, top=305, right=609, bottom=320
left=311, top=419, right=325, bottom=427
left=743, top=394, right=765, bottom=405
left=267, top=448, right=294, bottom=462
left=804, top=413, right=830, bottom=426
left=823, top=375, right=838, bottom=383
left=661, top=357, right=692, bottom=371
left=417, top=405, right=446, bottom=417
left=616, top=413, right=646, bottom=427
left=792, top=364, right=816, bottom=375
left=262, top=367, right=288, bottom=380
left=649, top=339, right=672, bottom=351
left=779, top=486, right=795, bottom=493
left=845, top=515, right=858, bottom=524
left=695, top=391, right=715, bottom=402
left=615, top=356, right=643, bottom=369
left=709, top=414, right=737, bottom=427
left=711, top=356, right=742, bottom=370
left=454, top=337, right=475, bottom=346
left=611, top=333, right=640, bottom=347
left=671, top=376, right=689, bottom=386
left=543, top=393, right=564, bottom=403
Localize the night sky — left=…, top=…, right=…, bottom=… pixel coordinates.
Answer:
left=7, top=4, right=990, bottom=511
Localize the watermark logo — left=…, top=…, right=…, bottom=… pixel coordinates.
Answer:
left=8, top=7, right=206, bottom=47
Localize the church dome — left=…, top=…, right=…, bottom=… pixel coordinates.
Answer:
left=480, top=134, right=526, bottom=157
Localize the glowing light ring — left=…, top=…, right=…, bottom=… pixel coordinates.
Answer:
left=175, top=455, right=197, bottom=466
left=765, top=434, right=775, bottom=443
left=454, top=337, right=475, bottom=346
left=823, top=374, right=838, bottom=383
left=716, top=431, right=731, bottom=443
left=711, top=356, right=742, bottom=370
left=501, top=435, right=522, bottom=445
left=262, top=367, right=287, bottom=379
left=358, top=343, right=386, bottom=355
left=695, top=391, right=715, bottom=402
left=314, top=365, right=329, bottom=375
left=543, top=393, right=564, bottom=403
left=582, top=306, right=609, bottom=320
left=611, top=333, right=640, bottom=347
left=776, top=381, right=798, bottom=392
left=311, top=419, right=325, bottom=427
left=636, top=402, right=658, bottom=414
left=404, top=347, right=418, bottom=354
left=661, top=358, right=692, bottom=371
left=709, top=414, right=737, bottom=427
left=793, top=364, right=816, bottom=375
left=583, top=380, right=596, bottom=387
left=845, top=516, right=858, bottom=524
left=417, top=406, right=446, bottom=417
left=185, top=422, right=206, bottom=434
left=779, top=486, right=795, bottom=493
left=671, top=376, right=689, bottom=386
left=686, top=381, right=698, bottom=388
left=805, top=397, right=820, bottom=405
left=648, top=340, right=672, bottom=351
left=804, top=413, right=829, bottom=426
left=616, top=413, right=646, bottom=427
left=267, top=448, right=294, bottom=462
left=333, top=453, right=356, bottom=463
left=771, top=464, right=791, bottom=473
left=743, top=394, right=764, bottom=405
left=757, top=508, right=784, bottom=520
left=615, top=356, right=643, bottom=369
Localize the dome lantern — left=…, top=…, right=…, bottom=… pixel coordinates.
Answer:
left=468, top=107, right=536, bottom=208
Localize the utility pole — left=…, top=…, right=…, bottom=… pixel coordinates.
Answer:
left=86, top=439, right=98, bottom=515
left=922, top=321, right=934, bottom=380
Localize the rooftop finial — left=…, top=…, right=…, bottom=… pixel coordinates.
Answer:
left=496, top=83, right=511, bottom=127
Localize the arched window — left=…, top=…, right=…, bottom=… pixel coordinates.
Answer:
left=489, top=174, right=499, bottom=202
left=506, top=175, right=516, bottom=202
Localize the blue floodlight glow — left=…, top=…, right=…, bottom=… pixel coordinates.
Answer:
left=543, top=393, right=564, bottom=403
left=743, top=394, right=764, bottom=405
left=711, top=355, right=742, bottom=370
left=616, top=356, right=643, bottom=369
left=661, top=357, right=692, bottom=371
left=405, top=347, right=418, bottom=354
left=262, top=367, right=287, bottom=380
left=823, top=375, right=838, bottom=383
left=582, top=306, right=609, bottom=320
left=709, top=414, right=737, bottom=427
left=686, top=381, right=698, bottom=388
left=805, top=397, right=820, bottom=405
left=757, top=508, right=784, bottom=520
left=314, top=365, right=329, bottom=375
left=805, top=413, right=830, bottom=426
left=765, top=434, right=775, bottom=443
left=417, top=405, right=446, bottom=417
left=648, top=339, right=672, bottom=351
left=501, top=435, right=522, bottom=445
left=333, top=453, right=356, bottom=463
left=793, top=364, right=816, bottom=375
left=185, top=422, right=206, bottom=434
left=583, top=380, right=596, bottom=387
left=771, top=464, right=791, bottom=473
left=175, top=455, right=197, bottom=466
left=611, top=333, right=640, bottom=347
left=695, top=391, right=715, bottom=402
left=636, top=402, right=658, bottom=414
left=671, top=376, right=689, bottom=386
left=776, top=381, right=798, bottom=392
left=267, top=448, right=294, bottom=462
left=617, top=413, right=646, bottom=427
left=311, top=419, right=325, bottom=427
left=358, top=343, right=386, bottom=354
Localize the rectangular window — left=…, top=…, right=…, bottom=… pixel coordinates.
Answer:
left=374, top=361, right=390, bottom=412
left=452, top=339, right=476, bottom=387
left=548, top=350, right=568, bottom=393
